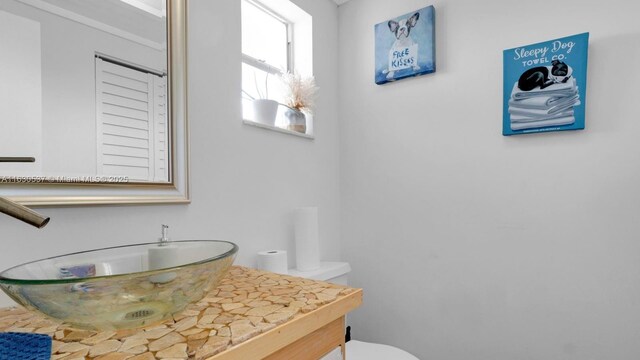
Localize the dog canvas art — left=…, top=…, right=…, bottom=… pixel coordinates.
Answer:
left=375, top=6, right=435, bottom=85
left=503, top=33, right=589, bottom=136
left=517, top=60, right=573, bottom=91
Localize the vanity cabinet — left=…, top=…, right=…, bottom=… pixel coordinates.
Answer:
left=0, top=266, right=362, bottom=360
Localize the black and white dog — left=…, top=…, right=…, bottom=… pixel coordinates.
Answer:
left=383, top=12, right=421, bottom=80
left=517, top=60, right=573, bottom=91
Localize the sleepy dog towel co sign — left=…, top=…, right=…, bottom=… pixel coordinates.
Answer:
left=503, top=33, right=589, bottom=136
left=375, top=5, right=436, bottom=85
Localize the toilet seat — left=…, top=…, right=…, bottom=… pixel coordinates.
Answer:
left=346, top=340, right=419, bottom=360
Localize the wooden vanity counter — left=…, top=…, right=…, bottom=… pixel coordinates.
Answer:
left=0, top=266, right=363, bottom=360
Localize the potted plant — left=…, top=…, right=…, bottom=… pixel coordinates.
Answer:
left=279, top=72, right=318, bottom=133
left=243, top=73, right=279, bottom=126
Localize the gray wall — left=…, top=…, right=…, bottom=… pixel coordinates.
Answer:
left=339, top=0, right=640, bottom=359
left=5, top=1, right=640, bottom=358
left=0, top=0, right=341, bottom=306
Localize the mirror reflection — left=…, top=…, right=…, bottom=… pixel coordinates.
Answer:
left=0, top=0, right=169, bottom=184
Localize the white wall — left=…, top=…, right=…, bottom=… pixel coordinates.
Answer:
left=0, top=0, right=340, bottom=306
left=339, top=0, right=640, bottom=359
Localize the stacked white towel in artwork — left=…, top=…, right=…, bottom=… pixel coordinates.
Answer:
left=508, top=78, right=580, bottom=131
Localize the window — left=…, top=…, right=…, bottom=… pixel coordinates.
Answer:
left=241, top=0, right=289, bottom=123
left=242, top=0, right=290, bottom=73
left=241, top=0, right=313, bottom=136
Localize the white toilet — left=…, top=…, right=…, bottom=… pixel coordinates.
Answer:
left=288, top=262, right=419, bottom=360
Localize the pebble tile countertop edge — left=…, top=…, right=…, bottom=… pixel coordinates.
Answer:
left=0, top=266, right=358, bottom=360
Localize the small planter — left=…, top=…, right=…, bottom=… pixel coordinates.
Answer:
left=252, top=99, right=279, bottom=126
left=284, top=108, right=307, bottom=133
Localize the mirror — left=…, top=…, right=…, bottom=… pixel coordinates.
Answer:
left=0, top=0, right=189, bottom=205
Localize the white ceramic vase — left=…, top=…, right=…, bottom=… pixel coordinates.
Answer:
left=252, top=99, right=279, bottom=126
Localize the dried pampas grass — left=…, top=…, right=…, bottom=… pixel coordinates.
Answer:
left=279, top=72, right=318, bottom=113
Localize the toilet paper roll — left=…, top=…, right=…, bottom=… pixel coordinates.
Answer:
left=294, top=207, right=320, bottom=271
left=257, top=250, right=288, bottom=274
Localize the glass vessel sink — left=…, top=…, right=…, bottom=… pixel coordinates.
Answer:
left=0, top=241, right=238, bottom=330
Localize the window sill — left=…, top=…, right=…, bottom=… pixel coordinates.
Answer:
left=242, top=119, right=315, bottom=140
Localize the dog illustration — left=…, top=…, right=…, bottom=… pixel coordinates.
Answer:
left=517, top=60, right=573, bottom=91
left=383, top=12, right=421, bottom=80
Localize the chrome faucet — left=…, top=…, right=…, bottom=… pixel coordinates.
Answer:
left=0, top=197, right=50, bottom=228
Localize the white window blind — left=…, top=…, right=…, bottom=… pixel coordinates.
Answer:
left=95, top=57, right=168, bottom=182
left=151, top=74, right=168, bottom=182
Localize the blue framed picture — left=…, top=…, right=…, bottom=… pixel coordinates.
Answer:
left=374, top=5, right=436, bottom=85
left=503, top=33, right=589, bottom=136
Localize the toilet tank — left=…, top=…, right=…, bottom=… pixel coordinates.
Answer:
left=288, top=262, right=351, bottom=285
